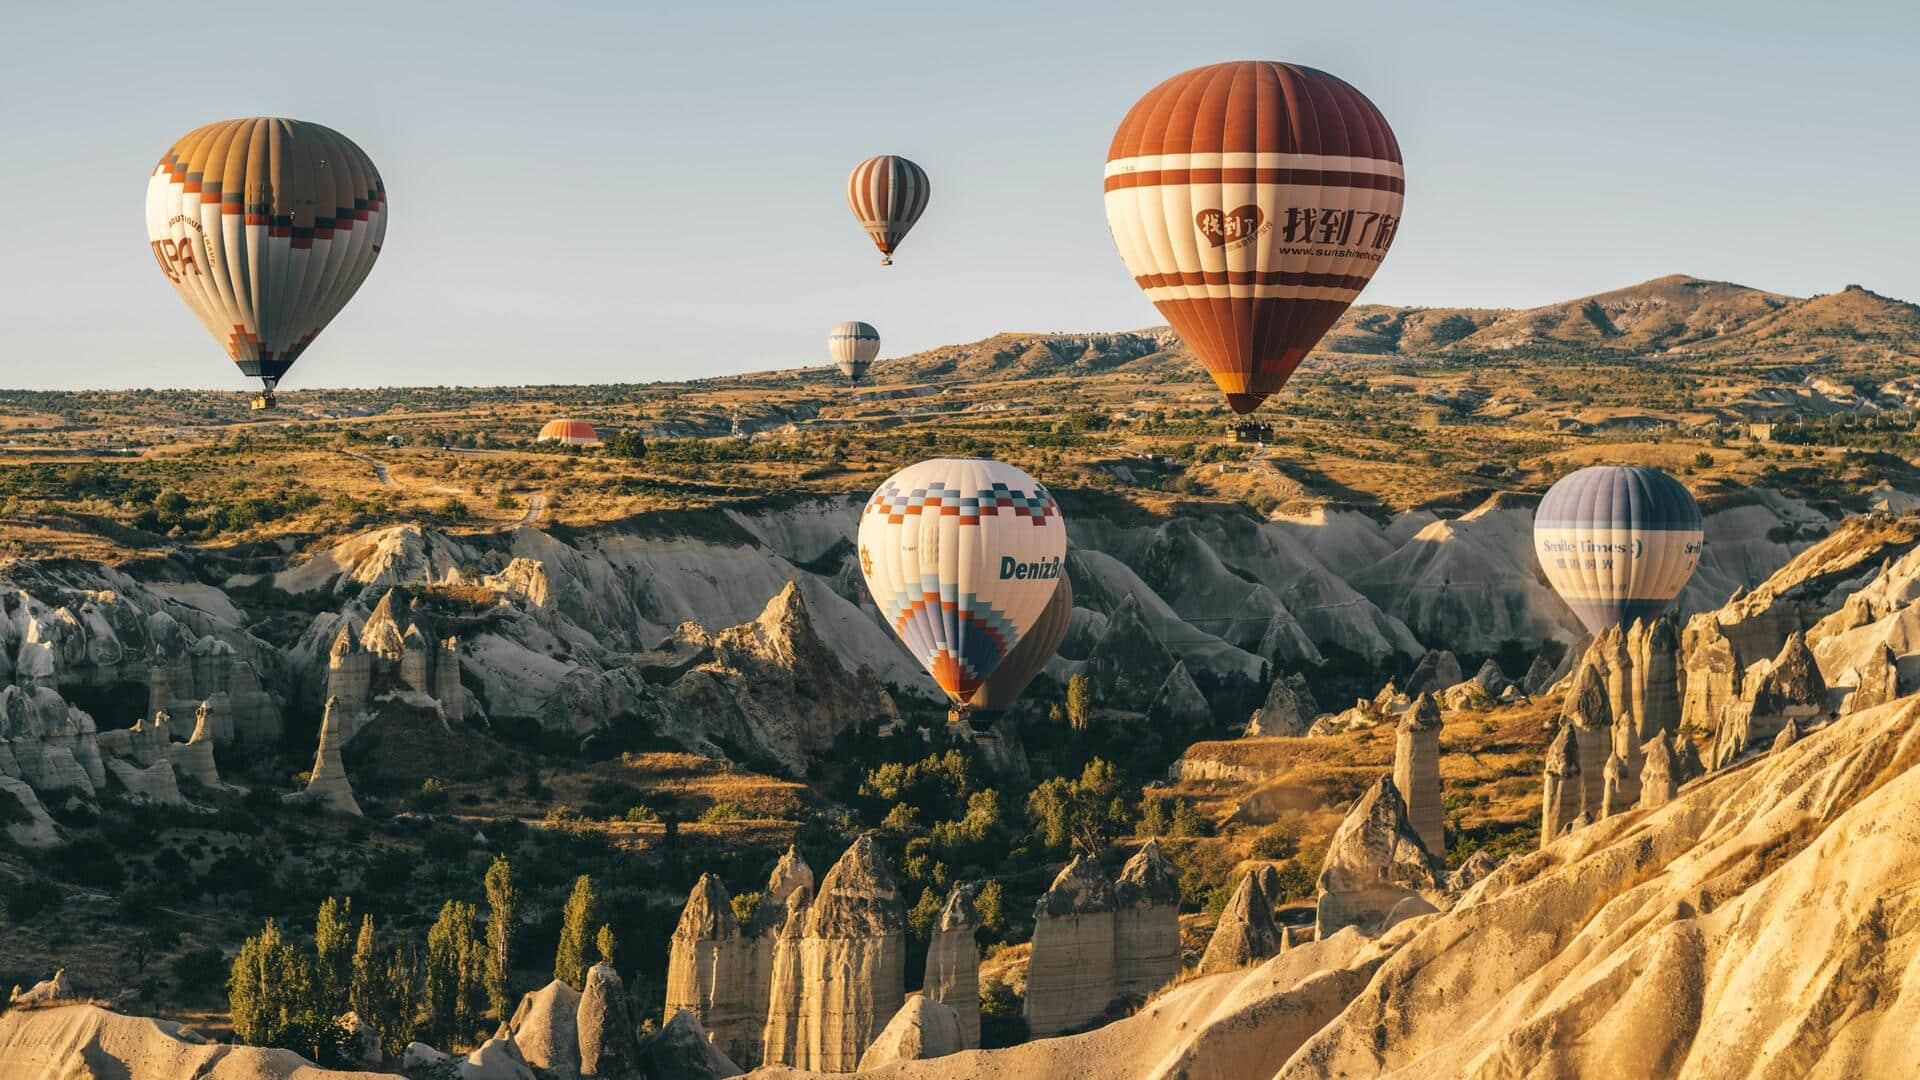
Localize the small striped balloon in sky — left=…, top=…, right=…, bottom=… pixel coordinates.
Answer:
left=845, top=155, right=929, bottom=266
left=1534, top=465, right=1704, bottom=634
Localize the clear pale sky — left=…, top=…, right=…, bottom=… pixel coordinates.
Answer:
left=4, top=0, right=1915, bottom=391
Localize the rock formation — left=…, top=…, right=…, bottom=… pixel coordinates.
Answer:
left=1113, top=840, right=1182, bottom=1000
left=320, top=589, right=468, bottom=744
left=1445, top=849, right=1500, bottom=894
left=1680, top=615, right=1741, bottom=739
left=1247, top=672, right=1316, bottom=736
left=1084, top=594, right=1180, bottom=710
left=1638, top=732, right=1679, bottom=808
left=743, top=846, right=813, bottom=1067
left=1772, top=718, right=1802, bottom=752
left=1025, top=854, right=1119, bottom=1038
left=1541, top=723, right=1583, bottom=842
left=1847, top=642, right=1902, bottom=713
left=661, top=585, right=900, bottom=776
left=292, top=697, right=362, bottom=816
left=757, top=883, right=811, bottom=1069
left=923, top=882, right=981, bottom=1049
left=793, top=833, right=905, bottom=1072
left=1314, top=775, right=1440, bottom=938
left=664, top=873, right=754, bottom=1065
left=1391, top=692, right=1444, bottom=857
left=507, top=979, right=581, bottom=1080
left=1559, top=657, right=1613, bottom=816
left=1711, top=630, right=1828, bottom=767
left=1599, top=753, right=1626, bottom=818
left=577, top=963, right=640, bottom=1080
left=856, top=995, right=964, bottom=1069
left=0, top=776, right=61, bottom=848
left=8, top=969, right=73, bottom=1005
left=1198, top=871, right=1280, bottom=975
left=641, top=1009, right=742, bottom=1079
left=1402, top=648, right=1462, bottom=699
left=104, top=757, right=185, bottom=806
left=1146, top=660, right=1211, bottom=728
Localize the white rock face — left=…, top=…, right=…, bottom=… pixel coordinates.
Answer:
left=663, top=873, right=755, bottom=1066
left=792, top=834, right=905, bottom=1072
left=1025, top=855, right=1118, bottom=1037
left=0, top=776, right=60, bottom=848
left=923, top=883, right=982, bottom=1049
left=1113, top=840, right=1182, bottom=1000
left=1314, top=776, right=1440, bottom=939
left=856, top=995, right=964, bottom=1069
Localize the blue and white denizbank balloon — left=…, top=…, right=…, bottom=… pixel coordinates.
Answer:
left=1534, top=465, right=1704, bottom=633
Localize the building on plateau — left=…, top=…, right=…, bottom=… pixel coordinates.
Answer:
left=537, top=418, right=600, bottom=446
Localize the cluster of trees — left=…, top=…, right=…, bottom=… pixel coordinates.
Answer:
left=227, top=858, right=617, bottom=1066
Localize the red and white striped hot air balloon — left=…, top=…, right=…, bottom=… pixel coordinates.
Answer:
left=846, top=155, right=929, bottom=266
left=1104, top=62, right=1404, bottom=414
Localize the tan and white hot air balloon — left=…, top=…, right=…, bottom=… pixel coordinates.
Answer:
left=858, top=458, right=1066, bottom=721
left=828, top=321, right=880, bottom=382
left=146, top=118, right=387, bottom=409
left=846, top=155, right=929, bottom=266
left=1104, top=62, right=1403, bottom=414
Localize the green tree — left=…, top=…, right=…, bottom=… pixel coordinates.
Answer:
left=348, top=914, right=380, bottom=1020
left=554, top=874, right=600, bottom=989
left=313, top=896, right=354, bottom=1018
left=369, top=944, right=422, bottom=1062
left=974, top=880, right=1006, bottom=934
left=1066, top=673, right=1094, bottom=731
left=1025, top=758, right=1134, bottom=854
left=595, top=924, right=618, bottom=966
left=483, top=855, right=518, bottom=1021
left=423, top=900, right=485, bottom=1050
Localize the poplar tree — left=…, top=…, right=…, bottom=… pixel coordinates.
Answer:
left=483, top=854, right=518, bottom=1020
left=554, top=874, right=600, bottom=989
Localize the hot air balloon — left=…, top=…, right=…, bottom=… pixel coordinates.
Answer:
left=1534, top=466, right=1704, bottom=634
left=829, top=321, right=881, bottom=382
left=1104, top=62, right=1404, bottom=414
left=962, top=573, right=1072, bottom=730
left=846, top=155, right=929, bottom=266
left=859, top=458, right=1067, bottom=721
left=146, top=118, right=387, bottom=409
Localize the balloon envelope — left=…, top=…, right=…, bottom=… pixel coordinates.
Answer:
left=859, top=458, right=1067, bottom=704
left=1534, top=466, right=1704, bottom=634
left=965, top=573, right=1072, bottom=724
left=1104, top=62, right=1403, bottom=414
left=147, top=118, right=387, bottom=395
left=846, top=155, right=929, bottom=265
left=829, top=321, right=880, bottom=382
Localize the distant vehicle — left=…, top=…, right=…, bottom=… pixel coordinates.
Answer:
left=537, top=419, right=600, bottom=446
left=1105, top=62, right=1403, bottom=415
left=857, top=457, right=1066, bottom=728
left=829, top=321, right=880, bottom=382
left=846, top=155, right=929, bottom=266
left=1534, top=465, right=1704, bottom=632
left=146, top=118, right=388, bottom=410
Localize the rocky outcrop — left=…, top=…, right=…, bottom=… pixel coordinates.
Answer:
left=1198, top=872, right=1281, bottom=975
left=577, top=964, right=640, bottom=1080
left=1247, top=672, right=1315, bottom=737
left=640, top=1010, right=742, bottom=1080
left=1680, top=615, right=1741, bottom=739
left=1711, top=631, right=1828, bottom=768
left=1402, top=649, right=1462, bottom=699
left=104, top=757, right=185, bottom=806
left=793, top=834, right=905, bottom=1072
left=9, top=969, right=73, bottom=1005
left=757, top=884, right=811, bottom=1069
left=1026, top=854, right=1119, bottom=1037
left=743, top=846, right=813, bottom=1067
left=0, top=684, right=102, bottom=796
left=291, top=697, right=362, bottom=816
left=507, top=979, right=581, bottom=1080
left=1314, top=776, right=1440, bottom=938
left=923, top=883, right=980, bottom=1049
left=1638, top=732, right=1679, bottom=809
left=662, top=585, right=899, bottom=776
left=0, top=1003, right=396, bottom=1079
left=1145, top=660, right=1210, bottom=728
left=1445, top=850, right=1500, bottom=894
left=1559, top=656, right=1613, bottom=816
left=1391, top=693, right=1444, bottom=857
left=856, top=996, right=963, bottom=1069
left=663, top=873, right=754, bottom=1066
left=1541, top=723, right=1583, bottom=841
left=1846, top=642, right=1903, bottom=714
left=0, top=776, right=61, bottom=848
left=1084, top=594, right=1180, bottom=710
left=1772, top=718, right=1802, bottom=752
left=1113, top=840, right=1181, bottom=1000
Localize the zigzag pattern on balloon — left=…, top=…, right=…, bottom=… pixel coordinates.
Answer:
left=864, top=479, right=1059, bottom=527
left=880, top=583, right=1019, bottom=697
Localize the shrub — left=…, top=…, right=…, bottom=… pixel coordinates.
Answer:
left=171, top=945, right=229, bottom=995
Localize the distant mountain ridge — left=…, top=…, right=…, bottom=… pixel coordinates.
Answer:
left=872, top=275, right=1920, bottom=384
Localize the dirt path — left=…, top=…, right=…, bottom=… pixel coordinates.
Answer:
left=520, top=492, right=549, bottom=525
left=343, top=452, right=400, bottom=489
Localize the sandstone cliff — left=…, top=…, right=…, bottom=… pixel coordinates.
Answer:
left=1025, top=854, right=1119, bottom=1037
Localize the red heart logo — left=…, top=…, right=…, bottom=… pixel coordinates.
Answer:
left=1195, top=205, right=1263, bottom=248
